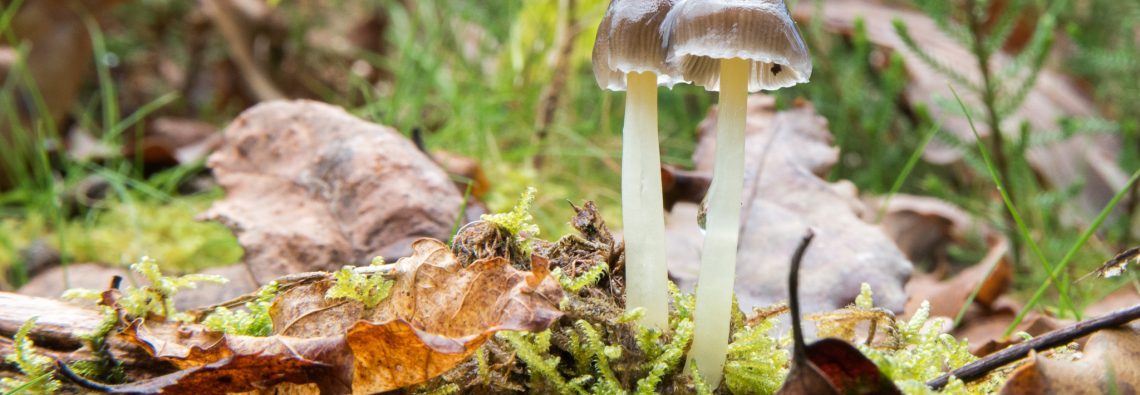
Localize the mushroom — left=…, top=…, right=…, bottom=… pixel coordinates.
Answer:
left=663, top=0, right=811, bottom=387
left=592, top=0, right=684, bottom=329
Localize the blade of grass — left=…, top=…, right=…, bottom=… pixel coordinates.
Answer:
left=108, top=92, right=180, bottom=140
left=84, top=17, right=118, bottom=140
left=1004, top=166, right=1140, bottom=337
left=950, top=87, right=1079, bottom=320
left=875, top=124, right=939, bottom=223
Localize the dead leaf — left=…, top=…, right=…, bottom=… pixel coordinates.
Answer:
left=999, top=323, right=1140, bottom=394
left=779, top=338, right=903, bottom=395
left=667, top=95, right=913, bottom=317
left=1082, top=247, right=1139, bottom=281
left=792, top=0, right=1127, bottom=220
left=203, top=101, right=464, bottom=283
left=867, top=194, right=980, bottom=264
left=955, top=297, right=1066, bottom=356
left=102, top=238, right=563, bottom=394
left=904, top=234, right=1012, bottom=320
left=121, top=117, right=220, bottom=166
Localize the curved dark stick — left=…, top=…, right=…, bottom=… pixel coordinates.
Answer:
left=789, top=229, right=817, bottom=361
left=927, top=303, right=1140, bottom=390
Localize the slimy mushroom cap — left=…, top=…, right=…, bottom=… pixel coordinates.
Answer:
left=592, top=0, right=685, bottom=90
left=664, top=0, right=812, bottom=92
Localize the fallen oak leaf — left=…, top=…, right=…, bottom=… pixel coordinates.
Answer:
left=73, top=238, right=563, bottom=394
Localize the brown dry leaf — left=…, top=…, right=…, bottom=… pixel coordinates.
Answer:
left=104, top=238, right=563, bottom=394
left=866, top=194, right=979, bottom=264
left=203, top=101, right=464, bottom=283
left=999, top=324, right=1140, bottom=394
left=792, top=0, right=1127, bottom=219
left=778, top=338, right=903, bottom=395
left=121, top=117, right=221, bottom=166
left=666, top=95, right=913, bottom=316
left=904, top=234, right=1012, bottom=320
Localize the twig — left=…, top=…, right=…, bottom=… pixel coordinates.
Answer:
left=788, top=229, right=817, bottom=360
left=201, top=0, right=284, bottom=101
left=927, top=303, right=1140, bottom=390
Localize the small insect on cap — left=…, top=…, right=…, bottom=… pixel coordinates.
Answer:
left=664, top=0, right=812, bottom=92
left=592, top=0, right=686, bottom=91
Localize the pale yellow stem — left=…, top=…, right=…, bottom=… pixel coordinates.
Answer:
left=622, top=71, right=669, bottom=329
left=686, top=57, right=750, bottom=388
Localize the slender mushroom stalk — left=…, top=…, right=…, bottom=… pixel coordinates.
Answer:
left=664, top=0, right=812, bottom=387
left=592, top=0, right=684, bottom=329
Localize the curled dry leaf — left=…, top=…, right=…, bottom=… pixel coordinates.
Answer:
left=999, top=323, right=1140, bottom=395
left=667, top=95, right=912, bottom=316
left=204, top=101, right=463, bottom=283
left=97, top=238, right=564, bottom=394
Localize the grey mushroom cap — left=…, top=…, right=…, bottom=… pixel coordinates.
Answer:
left=663, top=0, right=812, bottom=92
left=592, top=0, right=686, bottom=91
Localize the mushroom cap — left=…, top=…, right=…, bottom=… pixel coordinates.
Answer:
left=592, top=0, right=685, bottom=91
left=664, top=0, right=812, bottom=92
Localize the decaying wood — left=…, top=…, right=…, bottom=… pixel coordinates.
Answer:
left=0, top=293, right=172, bottom=375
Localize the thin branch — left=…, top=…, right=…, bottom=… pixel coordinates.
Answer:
left=927, top=303, right=1140, bottom=390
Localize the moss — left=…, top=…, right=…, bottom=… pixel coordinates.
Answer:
left=0, top=195, right=242, bottom=280
left=481, top=187, right=540, bottom=252
left=553, top=262, right=609, bottom=293
left=0, top=319, right=62, bottom=394
left=324, top=261, right=394, bottom=309
left=203, top=281, right=280, bottom=336
left=723, top=317, right=789, bottom=395
left=63, top=256, right=226, bottom=320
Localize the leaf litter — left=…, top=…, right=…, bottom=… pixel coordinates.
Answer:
left=66, top=238, right=564, bottom=394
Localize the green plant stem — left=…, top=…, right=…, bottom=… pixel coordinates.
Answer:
left=875, top=125, right=939, bottom=223
left=951, top=87, right=1079, bottom=319
left=1005, top=166, right=1140, bottom=337
left=687, top=58, right=749, bottom=389
left=621, top=71, right=670, bottom=330
left=965, top=0, right=1021, bottom=267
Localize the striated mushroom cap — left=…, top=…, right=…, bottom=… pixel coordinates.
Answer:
left=664, top=0, right=812, bottom=92
left=592, top=0, right=685, bottom=91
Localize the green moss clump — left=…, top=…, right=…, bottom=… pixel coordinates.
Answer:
left=723, top=317, right=789, bottom=394
left=63, top=256, right=227, bottom=320
left=325, top=262, right=394, bottom=309
left=553, top=262, right=609, bottom=293
left=0, top=195, right=243, bottom=280
left=203, top=281, right=280, bottom=336
left=0, top=319, right=62, bottom=394
left=481, top=187, right=540, bottom=251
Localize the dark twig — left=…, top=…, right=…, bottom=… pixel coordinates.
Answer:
left=927, top=303, right=1140, bottom=390
left=789, top=229, right=817, bottom=360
